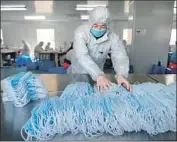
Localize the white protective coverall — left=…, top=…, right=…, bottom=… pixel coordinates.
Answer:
left=71, top=6, right=129, bottom=81
left=22, top=40, right=31, bottom=56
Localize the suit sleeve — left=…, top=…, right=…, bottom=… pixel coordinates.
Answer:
left=73, top=29, right=104, bottom=81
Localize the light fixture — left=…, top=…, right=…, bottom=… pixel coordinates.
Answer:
left=128, top=16, right=133, bottom=20
left=1, top=5, right=27, bottom=11
left=80, top=15, right=89, bottom=20
left=1, top=5, right=26, bottom=8
left=76, top=7, right=94, bottom=11
left=174, top=1, right=176, bottom=7
left=24, top=16, right=46, bottom=20
left=76, top=4, right=107, bottom=11
left=174, top=8, right=176, bottom=14
left=76, top=4, right=107, bottom=8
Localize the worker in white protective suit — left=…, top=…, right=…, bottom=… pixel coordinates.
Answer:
left=34, top=41, right=44, bottom=60
left=72, top=6, right=132, bottom=92
left=22, top=40, right=31, bottom=56
left=45, top=42, right=52, bottom=51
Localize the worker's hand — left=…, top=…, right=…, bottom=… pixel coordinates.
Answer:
left=96, top=76, right=113, bottom=93
left=116, top=75, right=132, bottom=92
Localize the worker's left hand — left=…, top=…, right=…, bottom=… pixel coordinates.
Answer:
left=116, top=75, right=132, bottom=92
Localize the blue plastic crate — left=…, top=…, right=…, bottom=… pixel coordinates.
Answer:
left=165, top=68, right=177, bottom=74
left=48, top=67, right=67, bottom=74
left=150, top=64, right=166, bottom=74
left=39, top=61, right=56, bottom=71
left=26, top=61, right=37, bottom=70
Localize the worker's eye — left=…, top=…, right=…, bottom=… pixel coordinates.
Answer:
left=100, top=25, right=106, bottom=28
left=93, top=25, right=98, bottom=28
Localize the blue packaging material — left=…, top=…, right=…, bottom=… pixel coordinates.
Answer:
left=16, top=55, right=32, bottom=66
left=21, top=82, right=176, bottom=141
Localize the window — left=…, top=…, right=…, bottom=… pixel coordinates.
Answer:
left=36, top=29, right=55, bottom=49
left=1, top=29, right=3, bottom=44
left=123, top=29, right=132, bottom=45
left=174, top=1, right=176, bottom=14
left=169, top=29, right=176, bottom=45
left=174, top=8, right=176, bottom=14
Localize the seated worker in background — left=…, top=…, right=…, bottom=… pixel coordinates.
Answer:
left=34, top=41, right=44, bottom=59
left=72, top=6, right=132, bottom=92
left=22, top=40, right=31, bottom=56
left=0, top=39, right=8, bottom=49
left=45, top=42, right=52, bottom=51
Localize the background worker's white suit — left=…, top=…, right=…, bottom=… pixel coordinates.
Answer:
left=71, top=6, right=129, bottom=81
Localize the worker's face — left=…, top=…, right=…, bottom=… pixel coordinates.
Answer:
left=90, top=23, right=107, bottom=38
left=92, top=23, right=107, bottom=30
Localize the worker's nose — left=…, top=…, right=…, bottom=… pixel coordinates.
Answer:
left=97, top=26, right=102, bottom=30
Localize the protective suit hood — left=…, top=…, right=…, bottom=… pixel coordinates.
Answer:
left=89, top=6, right=110, bottom=28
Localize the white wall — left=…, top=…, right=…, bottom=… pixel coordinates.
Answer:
left=1, top=20, right=132, bottom=50
left=131, top=1, right=174, bottom=73
left=1, top=21, right=82, bottom=50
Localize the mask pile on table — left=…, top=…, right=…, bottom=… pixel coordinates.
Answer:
left=1, top=72, right=48, bottom=107
left=21, top=82, right=176, bottom=141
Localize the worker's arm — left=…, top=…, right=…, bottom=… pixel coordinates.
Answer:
left=111, top=34, right=132, bottom=91
left=73, top=30, right=104, bottom=81
left=111, top=34, right=129, bottom=78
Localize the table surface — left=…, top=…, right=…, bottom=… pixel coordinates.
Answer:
left=38, top=50, right=67, bottom=54
left=0, top=49, right=17, bottom=53
left=148, top=74, right=176, bottom=85
left=1, top=74, right=176, bottom=141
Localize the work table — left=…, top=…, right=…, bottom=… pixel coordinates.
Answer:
left=1, top=74, right=176, bottom=141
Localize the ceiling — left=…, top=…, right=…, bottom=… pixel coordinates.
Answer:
left=1, top=1, right=134, bottom=22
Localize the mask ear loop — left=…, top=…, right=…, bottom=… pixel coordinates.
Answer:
left=21, top=82, right=176, bottom=140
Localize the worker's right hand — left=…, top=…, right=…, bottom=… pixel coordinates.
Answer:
left=96, top=76, right=113, bottom=93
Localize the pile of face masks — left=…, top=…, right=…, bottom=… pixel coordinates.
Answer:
left=21, top=82, right=176, bottom=141
left=1, top=72, right=48, bottom=107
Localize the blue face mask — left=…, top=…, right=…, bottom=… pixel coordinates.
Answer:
left=90, top=28, right=106, bottom=38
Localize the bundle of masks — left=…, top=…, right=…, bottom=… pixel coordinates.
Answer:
left=1, top=72, right=48, bottom=107
left=21, top=82, right=176, bottom=141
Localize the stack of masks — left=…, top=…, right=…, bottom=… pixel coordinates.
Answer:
left=21, top=82, right=176, bottom=141
left=1, top=72, right=48, bottom=107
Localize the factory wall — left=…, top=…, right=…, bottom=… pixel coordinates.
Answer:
left=131, top=1, right=174, bottom=73
left=1, top=21, right=82, bottom=50
left=1, top=20, right=132, bottom=50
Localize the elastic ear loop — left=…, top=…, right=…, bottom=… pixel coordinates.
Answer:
left=21, top=82, right=176, bottom=140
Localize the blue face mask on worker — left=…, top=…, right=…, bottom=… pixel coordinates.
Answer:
left=90, top=24, right=107, bottom=38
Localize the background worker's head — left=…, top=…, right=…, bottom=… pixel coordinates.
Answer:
left=39, top=41, right=44, bottom=47
left=89, top=6, right=110, bottom=38
left=47, top=42, right=51, bottom=46
left=21, top=40, right=26, bottom=45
